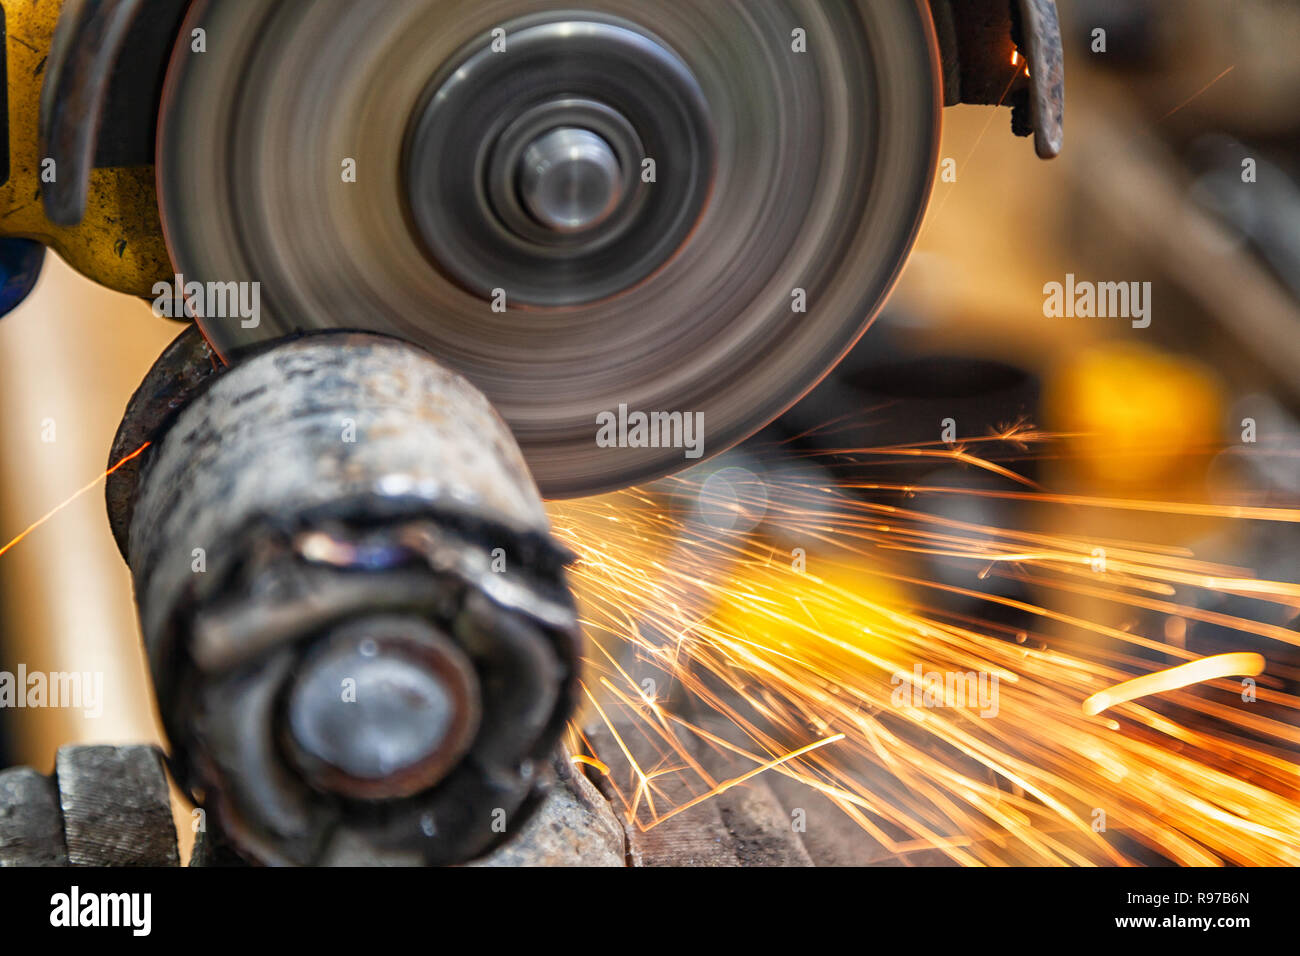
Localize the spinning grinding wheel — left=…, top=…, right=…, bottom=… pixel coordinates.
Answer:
left=156, top=0, right=942, bottom=496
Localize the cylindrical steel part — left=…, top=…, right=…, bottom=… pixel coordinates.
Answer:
left=122, top=332, right=580, bottom=865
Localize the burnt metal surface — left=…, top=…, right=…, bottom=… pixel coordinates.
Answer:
left=121, top=332, right=581, bottom=865
left=107, top=324, right=220, bottom=558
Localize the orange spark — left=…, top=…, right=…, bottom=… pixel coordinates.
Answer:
left=1082, top=652, right=1266, bottom=717
left=842, top=481, right=1300, bottom=525
left=1160, top=65, right=1236, bottom=121
left=0, top=442, right=150, bottom=559
left=640, top=733, right=845, bottom=830
left=571, top=754, right=610, bottom=775
left=552, top=423, right=1300, bottom=865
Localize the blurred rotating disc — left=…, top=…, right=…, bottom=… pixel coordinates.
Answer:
left=157, top=0, right=940, bottom=497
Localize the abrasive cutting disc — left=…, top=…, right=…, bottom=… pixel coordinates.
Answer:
left=157, top=0, right=939, bottom=497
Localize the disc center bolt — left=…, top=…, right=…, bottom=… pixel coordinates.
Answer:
left=405, top=16, right=714, bottom=304
left=518, top=127, right=623, bottom=234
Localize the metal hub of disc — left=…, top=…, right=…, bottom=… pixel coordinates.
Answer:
left=404, top=16, right=713, bottom=305
left=157, top=0, right=940, bottom=496
left=518, top=127, right=623, bottom=233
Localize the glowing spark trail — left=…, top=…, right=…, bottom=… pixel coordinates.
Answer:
left=551, top=427, right=1300, bottom=866
left=0, top=442, right=151, bottom=558
left=644, top=733, right=845, bottom=829
left=1082, top=652, right=1267, bottom=716
left=1159, top=65, right=1236, bottom=122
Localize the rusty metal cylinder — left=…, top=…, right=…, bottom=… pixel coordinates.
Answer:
left=111, top=331, right=580, bottom=865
